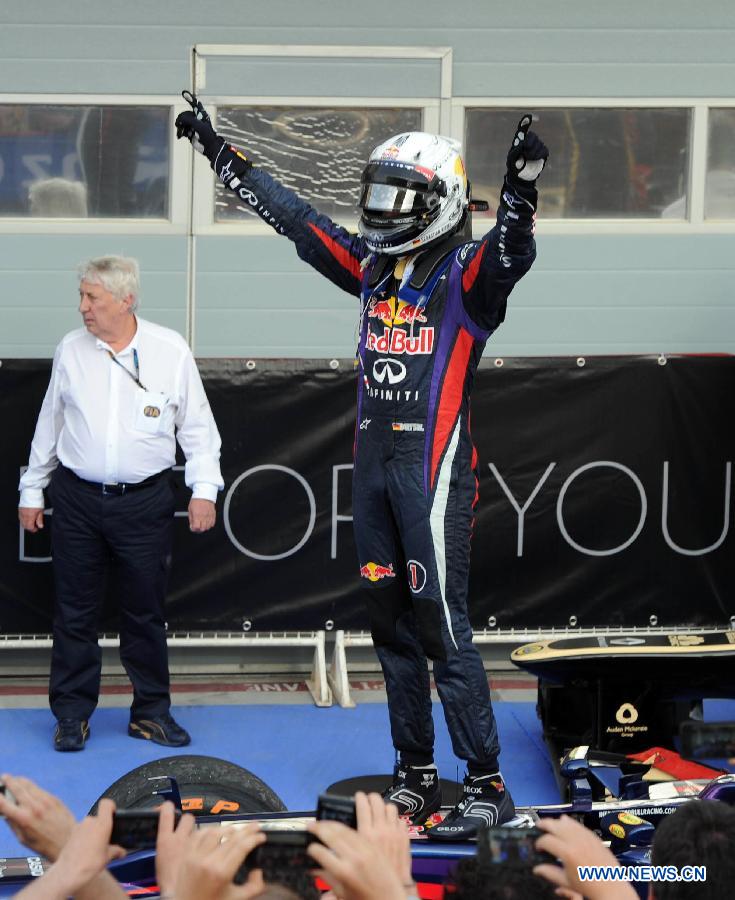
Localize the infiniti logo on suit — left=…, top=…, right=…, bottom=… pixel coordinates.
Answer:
left=372, top=358, right=407, bottom=384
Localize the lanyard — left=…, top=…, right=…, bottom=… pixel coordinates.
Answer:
left=107, top=348, right=148, bottom=392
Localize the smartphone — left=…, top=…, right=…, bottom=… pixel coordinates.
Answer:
left=110, top=808, right=180, bottom=850
left=477, top=826, right=555, bottom=867
left=316, top=792, right=357, bottom=829
left=233, top=829, right=322, bottom=885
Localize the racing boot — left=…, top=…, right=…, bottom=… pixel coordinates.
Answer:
left=382, top=762, right=442, bottom=825
left=427, top=772, right=514, bottom=841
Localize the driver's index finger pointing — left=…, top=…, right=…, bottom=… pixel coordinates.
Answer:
left=515, top=114, right=533, bottom=143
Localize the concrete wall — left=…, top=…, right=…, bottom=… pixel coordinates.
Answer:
left=1, top=0, right=734, bottom=357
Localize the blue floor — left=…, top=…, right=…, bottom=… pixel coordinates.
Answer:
left=0, top=700, right=556, bottom=858
left=3, top=700, right=733, bottom=860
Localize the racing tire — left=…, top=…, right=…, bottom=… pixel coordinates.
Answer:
left=90, top=754, right=287, bottom=816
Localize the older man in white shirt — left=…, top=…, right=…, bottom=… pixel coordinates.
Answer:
left=18, top=256, right=224, bottom=751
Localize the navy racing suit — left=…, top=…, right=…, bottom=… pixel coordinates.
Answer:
left=219, top=162, right=537, bottom=770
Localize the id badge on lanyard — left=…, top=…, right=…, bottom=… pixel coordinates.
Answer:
left=108, top=348, right=169, bottom=435
left=134, top=390, right=169, bottom=434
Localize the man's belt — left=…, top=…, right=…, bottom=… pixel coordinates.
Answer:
left=64, top=466, right=170, bottom=495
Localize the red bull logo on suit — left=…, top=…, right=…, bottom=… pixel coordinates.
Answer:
left=359, top=562, right=396, bottom=582
left=367, top=297, right=428, bottom=327
left=366, top=326, right=433, bottom=355
left=368, top=298, right=394, bottom=322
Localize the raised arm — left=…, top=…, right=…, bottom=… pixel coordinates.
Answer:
left=460, top=115, right=548, bottom=333
left=175, top=94, right=366, bottom=298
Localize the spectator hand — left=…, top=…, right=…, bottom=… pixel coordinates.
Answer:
left=154, top=801, right=197, bottom=897
left=188, top=498, right=216, bottom=532
left=43, top=799, right=126, bottom=897
left=18, top=508, right=45, bottom=533
left=506, top=114, right=548, bottom=184
left=0, top=773, right=75, bottom=862
left=534, top=815, right=638, bottom=900
left=307, top=819, right=407, bottom=900
left=172, top=823, right=266, bottom=900
left=354, top=791, right=413, bottom=888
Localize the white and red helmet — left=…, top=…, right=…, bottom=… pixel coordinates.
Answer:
left=358, top=132, right=469, bottom=255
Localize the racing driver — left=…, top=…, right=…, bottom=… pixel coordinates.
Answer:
left=175, top=98, right=548, bottom=839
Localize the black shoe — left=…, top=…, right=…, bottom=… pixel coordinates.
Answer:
left=427, top=773, right=515, bottom=841
left=128, top=712, right=191, bottom=747
left=381, top=763, right=442, bottom=825
left=54, top=718, right=89, bottom=752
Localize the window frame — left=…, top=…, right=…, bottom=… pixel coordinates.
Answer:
left=1, top=92, right=734, bottom=235
left=452, top=97, right=735, bottom=235
left=189, top=42, right=451, bottom=236
left=0, top=93, right=191, bottom=234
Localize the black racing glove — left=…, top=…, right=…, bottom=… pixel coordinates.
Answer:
left=174, top=91, right=252, bottom=188
left=505, top=114, right=549, bottom=187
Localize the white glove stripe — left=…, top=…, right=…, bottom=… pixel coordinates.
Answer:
left=518, top=158, right=545, bottom=182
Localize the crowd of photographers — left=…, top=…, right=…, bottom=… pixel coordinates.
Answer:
left=1, top=773, right=733, bottom=900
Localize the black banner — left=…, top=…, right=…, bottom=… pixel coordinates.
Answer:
left=2, top=356, right=733, bottom=633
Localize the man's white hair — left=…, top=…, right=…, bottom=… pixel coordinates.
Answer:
left=29, top=178, right=88, bottom=217
left=78, top=256, right=140, bottom=311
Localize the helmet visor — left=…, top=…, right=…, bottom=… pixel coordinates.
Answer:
left=358, top=183, right=422, bottom=217
left=358, top=160, right=445, bottom=217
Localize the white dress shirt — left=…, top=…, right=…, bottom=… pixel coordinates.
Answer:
left=19, top=317, right=224, bottom=507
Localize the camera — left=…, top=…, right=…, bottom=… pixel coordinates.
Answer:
left=109, top=808, right=181, bottom=850
left=232, top=792, right=357, bottom=884
left=477, top=826, right=555, bottom=867
left=233, top=829, right=322, bottom=885
left=316, top=793, right=357, bottom=829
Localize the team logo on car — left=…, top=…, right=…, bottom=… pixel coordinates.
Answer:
left=514, top=643, right=545, bottom=656
left=359, top=562, right=395, bottom=582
